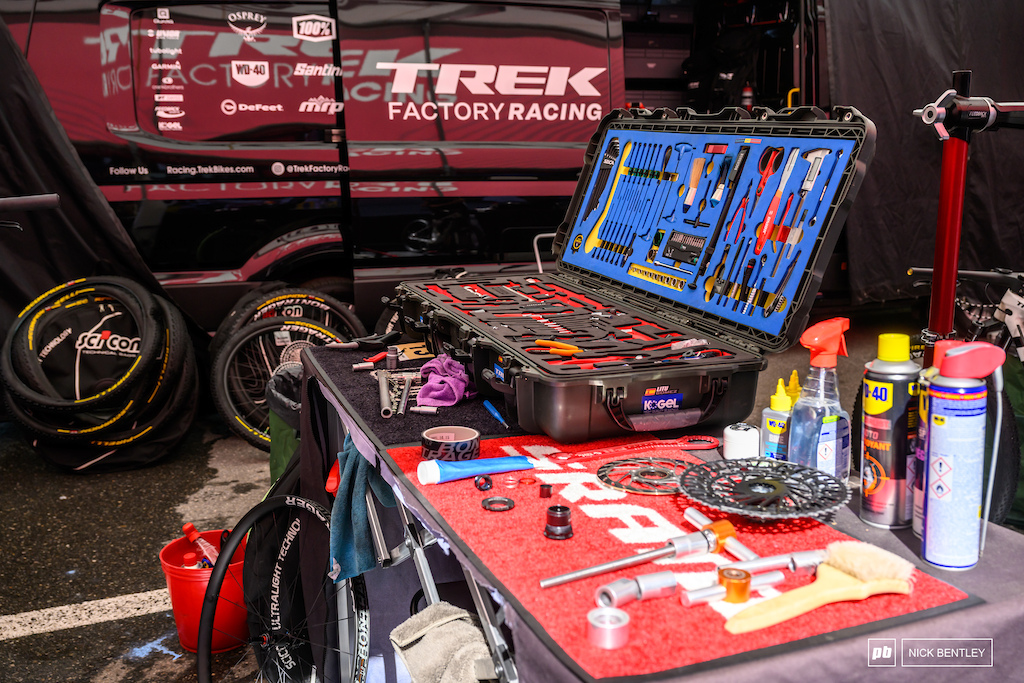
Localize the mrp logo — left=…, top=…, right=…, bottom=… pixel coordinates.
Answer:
left=377, top=62, right=606, bottom=97
left=292, top=14, right=336, bottom=42
left=642, top=393, right=683, bottom=413
left=868, top=639, right=896, bottom=667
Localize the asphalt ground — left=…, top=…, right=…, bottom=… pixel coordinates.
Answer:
left=1, top=298, right=1004, bottom=682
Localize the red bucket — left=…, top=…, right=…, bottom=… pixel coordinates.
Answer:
left=159, top=530, right=247, bottom=653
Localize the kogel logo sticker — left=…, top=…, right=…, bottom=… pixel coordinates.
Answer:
left=76, top=330, right=140, bottom=355
left=642, top=393, right=683, bottom=412
left=292, top=14, right=336, bottom=42
left=231, top=60, right=269, bottom=87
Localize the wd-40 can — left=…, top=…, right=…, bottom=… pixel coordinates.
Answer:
left=859, top=334, right=919, bottom=529
left=921, top=342, right=1006, bottom=570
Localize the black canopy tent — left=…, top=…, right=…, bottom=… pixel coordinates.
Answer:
left=825, top=0, right=1024, bottom=305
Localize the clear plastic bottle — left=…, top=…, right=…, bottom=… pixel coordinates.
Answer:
left=787, top=317, right=852, bottom=481
left=182, top=522, right=219, bottom=567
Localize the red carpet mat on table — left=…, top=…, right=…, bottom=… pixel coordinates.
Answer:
left=387, top=434, right=970, bottom=681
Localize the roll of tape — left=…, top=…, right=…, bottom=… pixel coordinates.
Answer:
left=587, top=607, right=630, bottom=649
left=723, top=422, right=759, bottom=460
left=421, top=425, right=481, bottom=461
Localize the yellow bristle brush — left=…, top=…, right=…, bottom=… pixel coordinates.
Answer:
left=724, top=541, right=915, bottom=635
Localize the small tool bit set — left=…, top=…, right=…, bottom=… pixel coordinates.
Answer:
left=395, top=107, right=874, bottom=442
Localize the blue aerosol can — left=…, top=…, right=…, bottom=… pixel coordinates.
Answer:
left=859, top=334, right=920, bottom=529
left=912, top=339, right=962, bottom=537
left=921, top=342, right=1006, bottom=570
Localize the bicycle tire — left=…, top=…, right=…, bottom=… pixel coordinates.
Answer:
left=210, top=287, right=366, bottom=360
left=211, top=318, right=347, bottom=449
left=1, top=278, right=163, bottom=413
left=197, top=495, right=370, bottom=683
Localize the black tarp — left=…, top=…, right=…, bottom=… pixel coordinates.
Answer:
left=826, top=0, right=1024, bottom=304
left=0, top=15, right=161, bottom=340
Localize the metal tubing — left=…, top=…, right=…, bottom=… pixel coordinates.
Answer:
left=927, top=134, right=970, bottom=338
left=683, top=507, right=759, bottom=561
left=722, top=549, right=827, bottom=574
left=396, top=377, right=412, bottom=415
left=680, top=570, right=786, bottom=607
left=378, top=372, right=393, bottom=418
left=540, top=531, right=711, bottom=589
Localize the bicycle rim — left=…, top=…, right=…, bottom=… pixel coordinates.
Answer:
left=197, top=495, right=369, bottom=683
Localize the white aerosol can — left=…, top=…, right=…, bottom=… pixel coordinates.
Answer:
left=921, top=342, right=1006, bottom=570
left=859, top=334, right=919, bottom=529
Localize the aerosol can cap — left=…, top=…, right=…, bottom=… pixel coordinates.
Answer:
left=800, top=317, right=849, bottom=367
left=931, top=339, right=964, bottom=372
left=940, top=341, right=1006, bottom=379
left=877, top=333, right=910, bottom=362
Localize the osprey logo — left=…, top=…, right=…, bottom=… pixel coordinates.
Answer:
left=227, top=11, right=267, bottom=42
left=76, top=329, right=141, bottom=355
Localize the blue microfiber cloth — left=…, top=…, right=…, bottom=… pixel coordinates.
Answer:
left=329, top=434, right=397, bottom=583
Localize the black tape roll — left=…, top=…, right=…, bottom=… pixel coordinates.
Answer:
left=421, top=425, right=481, bottom=461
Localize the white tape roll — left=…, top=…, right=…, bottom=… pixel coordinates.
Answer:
left=723, top=422, right=759, bottom=460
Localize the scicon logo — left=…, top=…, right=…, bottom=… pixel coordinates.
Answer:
left=292, top=14, right=336, bottom=42
left=75, top=330, right=141, bottom=355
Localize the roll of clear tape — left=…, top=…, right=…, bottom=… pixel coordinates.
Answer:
left=587, top=607, right=630, bottom=649
left=723, top=422, right=759, bottom=460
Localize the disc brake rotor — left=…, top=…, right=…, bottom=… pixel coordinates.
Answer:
left=597, top=457, right=690, bottom=495
left=678, top=458, right=851, bottom=520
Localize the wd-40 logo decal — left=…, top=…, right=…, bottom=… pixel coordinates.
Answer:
left=76, top=329, right=141, bottom=355
left=231, top=60, right=269, bottom=87
left=642, top=393, right=683, bottom=412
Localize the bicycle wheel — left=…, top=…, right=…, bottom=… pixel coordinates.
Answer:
left=211, top=318, right=347, bottom=449
left=210, top=285, right=366, bottom=359
left=197, top=495, right=369, bottom=683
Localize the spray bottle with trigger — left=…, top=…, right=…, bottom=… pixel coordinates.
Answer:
left=787, top=317, right=852, bottom=480
left=921, top=341, right=1006, bottom=570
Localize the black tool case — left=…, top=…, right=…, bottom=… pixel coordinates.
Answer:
left=393, top=106, right=875, bottom=442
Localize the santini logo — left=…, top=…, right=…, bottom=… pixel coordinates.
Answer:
left=76, top=330, right=140, bottom=355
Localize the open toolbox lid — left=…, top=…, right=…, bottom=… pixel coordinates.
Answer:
left=552, top=105, right=876, bottom=355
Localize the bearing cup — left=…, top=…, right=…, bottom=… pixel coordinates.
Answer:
left=420, top=426, right=481, bottom=461
left=543, top=504, right=573, bottom=540
left=587, top=607, right=630, bottom=649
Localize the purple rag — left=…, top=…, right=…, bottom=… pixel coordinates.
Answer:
left=417, top=354, right=476, bottom=406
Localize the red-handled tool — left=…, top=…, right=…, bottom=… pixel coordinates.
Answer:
left=751, top=146, right=783, bottom=212
left=754, top=147, right=800, bottom=255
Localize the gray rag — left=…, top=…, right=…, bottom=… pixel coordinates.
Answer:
left=389, top=602, right=491, bottom=683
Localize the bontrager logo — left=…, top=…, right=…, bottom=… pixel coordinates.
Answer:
left=227, top=11, right=267, bottom=42
left=299, top=96, right=343, bottom=114
left=231, top=60, right=270, bottom=87
left=75, top=330, right=140, bottom=355
left=292, top=14, right=335, bottom=42
left=377, top=62, right=606, bottom=97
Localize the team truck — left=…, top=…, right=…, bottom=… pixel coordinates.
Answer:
left=0, top=0, right=648, bottom=330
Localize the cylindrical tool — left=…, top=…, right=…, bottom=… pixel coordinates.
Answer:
left=682, top=508, right=759, bottom=562
left=539, top=520, right=735, bottom=589
left=378, top=372, right=393, bottom=418
left=543, top=505, right=573, bottom=540
left=595, top=571, right=677, bottom=607
left=587, top=607, right=629, bottom=650
left=396, top=377, right=413, bottom=415
left=718, top=567, right=753, bottom=603
left=680, top=570, right=785, bottom=607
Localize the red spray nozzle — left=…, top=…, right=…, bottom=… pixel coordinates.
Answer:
left=940, top=341, right=1005, bottom=379
left=799, top=317, right=849, bottom=367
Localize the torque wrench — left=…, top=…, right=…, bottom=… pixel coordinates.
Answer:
left=693, top=146, right=750, bottom=288
left=584, top=138, right=621, bottom=218
left=754, top=147, right=801, bottom=255
left=584, top=140, right=634, bottom=253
